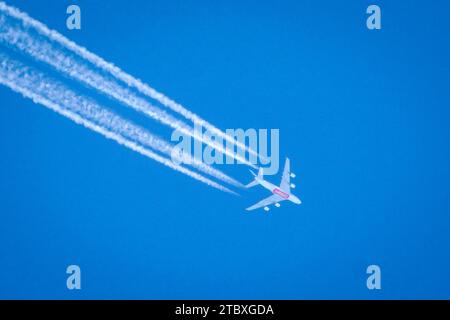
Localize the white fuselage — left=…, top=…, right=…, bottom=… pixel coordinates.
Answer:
left=256, top=177, right=301, bottom=205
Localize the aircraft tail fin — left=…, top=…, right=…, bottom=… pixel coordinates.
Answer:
left=246, top=168, right=263, bottom=188
left=257, top=168, right=263, bottom=178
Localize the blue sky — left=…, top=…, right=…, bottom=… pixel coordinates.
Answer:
left=0, top=0, right=449, bottom=299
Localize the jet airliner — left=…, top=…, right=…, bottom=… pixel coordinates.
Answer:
left=245, top=158, right=301, bottom=211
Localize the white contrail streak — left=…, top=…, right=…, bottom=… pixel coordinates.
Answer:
left=0, top=54, right=238, bottom=193
left=0, top=54, right=242, bottom=188
left=0, top=2, right=260, bottom=167
left=0, top=24, right=253, bottom=168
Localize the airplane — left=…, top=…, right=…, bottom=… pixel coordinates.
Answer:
left=245, top=158, right=301, bottom=212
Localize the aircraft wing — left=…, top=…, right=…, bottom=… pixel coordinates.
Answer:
left=280, top=158, right=291, bottom=192
left=246, top=194, right=284, bottom=211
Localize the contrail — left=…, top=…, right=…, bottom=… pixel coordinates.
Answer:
left=0, top=2, right=260, bottom=168
left=0, top=52, right=242, bottom=188
left=0, top=53, right=239, bottom=193
left=0, top=22, right=254, bottom=169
